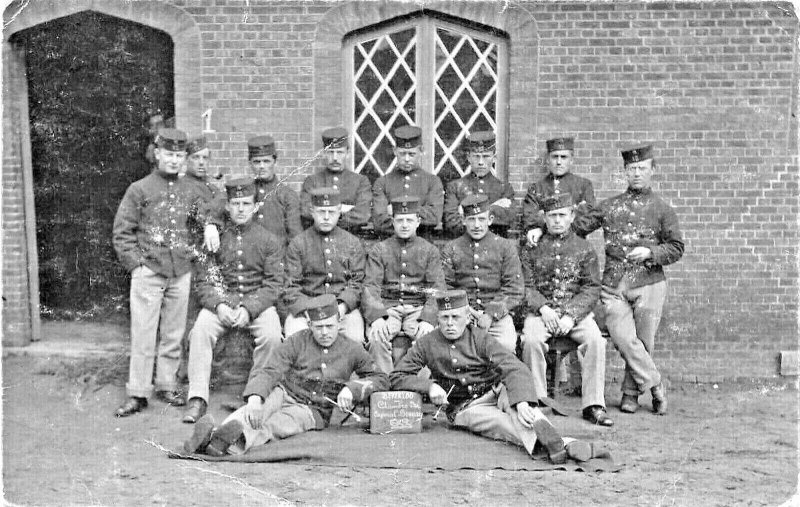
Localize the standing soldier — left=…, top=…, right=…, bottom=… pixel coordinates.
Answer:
left=522, top=137, right=595, bottom=246
left=284, top=188, right=367, bottom=344
left=443, top=131, right=516, bottom=237
left=300, top=127, right=372, bottom=233
left=520, top=194, right=612, bottom=426
left=575, top=145, right=684, bottom=415
left=246, top=135, right=302, bottom=244
left=372, top=125, right=444, bottom=236
left=363, top=198, right=445, bottom=373
left=182, top=177, right=285, bottom=424
left=441, top=194, right=523, bottom=352
left=113, top=128, right=200, bottom=416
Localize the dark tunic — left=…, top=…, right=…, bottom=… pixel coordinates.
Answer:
left=522, top=172, right=595, bottom=236
left=372, top=168, right=444, bottom=234
left=443, top=172, right=517, bottom=236
left=183, top=174, right=227, bottom=246
left=300, top=168, right=372, bottom=232
left=252, top=177, right=302, bottom=243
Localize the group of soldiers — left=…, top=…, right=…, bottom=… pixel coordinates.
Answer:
left=112, top=123, right=683, bottom=463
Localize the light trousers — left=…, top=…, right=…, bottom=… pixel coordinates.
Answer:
left=469, top=308, right=517, bottom=352
left=368, top=304, right=425, bottom=374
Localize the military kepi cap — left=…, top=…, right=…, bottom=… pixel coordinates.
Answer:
left=394, top=125, right=422, bottom=148
left=305, top=294, right=339, bottom=322
left=155, top=128, right=188, bottom=151
left=225, top=176, right=256, bottom=199
left=322, top=127, right=348, bottom=149
left=542, top=193, right=574, bottom=213
left=187, top=136, right=208, bottom=155
left=309, top=187, right=341, bottom=207
left=461, top=194, right=490, bottom=217
left=546, top=137, right=574, bottom=152
left=436, top=290, right=469, bottom=311
left=391, top=197, right=420, bottom=216
left=248, top=135, right=276, bottom=159
left=621, top=145, right=653, bottom=164
left=464, top=131, right=496, bottom=152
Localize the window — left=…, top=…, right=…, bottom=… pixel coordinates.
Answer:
left=344, top=13, right=509, bottom=184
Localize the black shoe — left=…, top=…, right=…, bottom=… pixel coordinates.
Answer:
left=115, top=397, right=147, bottom=417
left=619, top=394, right=639, bottom=414
left=205, top=420, right=244, bottom=457
left=582, top=405, right=614, bottom=426
left=182, top=397, right=208, bottom=424
left=155, top=390, right=186, bottom=407
left=651, top=383, right=667, bottom=415
left=184, top=414, right=216, bottom=454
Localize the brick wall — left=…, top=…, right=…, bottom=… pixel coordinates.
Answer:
left=2, top=1, right=797, bottom=380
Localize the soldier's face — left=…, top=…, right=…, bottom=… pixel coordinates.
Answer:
left=312, top=205, right=341, bottom=233
left=547, top=150, right=573, bottom=177
left=463, top=210, right=493, bottom=241
left=544, top=207, right=574, bottom=235
left=309, top=314, right=339, bottom=347
left=154, top=148, right=187, bottom=175
left=186, top=149, right=210, bottom=179
left=394, top=146, right=422, bottom=173
left=625, top=159, right=653, bottom=190
left=467, top=150, right=495, bottom=178
left=226, top=195, right=256, bottom=226
left=250, top=155, right=277, bottom=181
left=438, top=306, right=470, bottom=340
left=392, top=213, right=420, bottom=239
left=324, top=147, right=349, bottom=173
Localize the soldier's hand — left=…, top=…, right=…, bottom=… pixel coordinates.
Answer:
left=476, top=311, right=493, bottom=330
left=386, top=204, right=393, bottom=215
left=216, top=304, right=236, bottom=327
left=337, top=386, right=354, bottom=412
left=526, top=228, right=543, bottom=247
left=203, top=224, right=220, bottom=252
left=515, top=401, right=539, bottom=429
left=414, top=321, right=434, bottom=339
left=539, top=305, right=560, bottom=335
left=244, top=395, right=265, bottom=430
left=556, top=315, right=575, bottom=336
left=370, top=318, right=392, bottom=348
left=428, top=383, right=449, bottom=406
left=337, top=303, right=348, bottom=320
left=492, top=198, right=512, bottom=209
left=233, top=307, right=250, bottom=328
left=626, top=246, right=652, bottom=262
left=340, top=204, right=354, bottom=214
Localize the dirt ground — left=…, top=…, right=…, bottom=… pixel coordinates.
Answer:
left=3, top=354, right=798, bottom=506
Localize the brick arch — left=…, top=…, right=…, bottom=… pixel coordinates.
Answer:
left=312, top=1, right=539, bottom=169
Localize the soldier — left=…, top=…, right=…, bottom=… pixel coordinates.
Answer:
left=113, top=128, right=203, bottom=416
left=522, top=137, right=595, bottom=246
left=575, top=145, right=684, bottom=415
left=372, top=125, right=444, bottom=236
left=363, top=198, right=445, bottom=373
left=441, top=194, right=523, bottom=352
left=390, top=290, right=599, bottom=464
left=182, top=177, right=286, bottom=424
left=284, top=188, right=366, bottom=344
left=183, top=294, right=388, bottom=456
left=246, top=135, right=302, bottom=244
left=443, top=131, right=516, bottom=237
left=520, top=193, right=612, bottom=426
left=300, top=127, right=371, bottom=233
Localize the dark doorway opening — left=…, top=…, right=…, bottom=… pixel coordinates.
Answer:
left=13, top=11, right=174, bottom=322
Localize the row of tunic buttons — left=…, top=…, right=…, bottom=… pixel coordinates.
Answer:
left=167, top=181, right=177, bottom=249
left=323, top=238, right=334, bottom=283
left=450, top=344, right=468, bottom=384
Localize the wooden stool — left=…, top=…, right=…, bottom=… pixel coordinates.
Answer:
left=545, top=335, right=579, bottom=399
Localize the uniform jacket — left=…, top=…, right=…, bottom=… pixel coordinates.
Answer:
left=390, top=325, right=538, bottom=409
left=574, top=186, right=684, bottom=289
left=243, top=329, right=388, bottom=426
left=300, top=168, right=372, bottom=232
left=522, top=172, right=595, bottom=235
left=443, top=171, right=517, bottom=235
left=441, top=232, right=524, bottom=320
left=184, top=175, right=226, bottom=246
left=253, top=178, right=302, bottom=243
left=196, top=218, right=285, bottom=319
left=113, top=171, right=208, bottom=277
left=522, top=230, right=601, bottom=322
left=362, top=235, right=445, bottom=325
left=284, top=226, right=366, bottom=316
left=372, top=168, right=444, bottom=233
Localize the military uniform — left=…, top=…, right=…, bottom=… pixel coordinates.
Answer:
left=186, top=180, right=285, bottom=407
left=575, top=147, right=684, bottom=406
left=252, top=178, right=302, bottom=243
left=444, top=172, right=516, bottom=236
left=522, top=172, right=595, bottom=236
left=300, top=169, right=371, bottom=232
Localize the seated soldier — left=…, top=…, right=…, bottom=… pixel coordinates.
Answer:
left=284, top=188, right=366, bottom=344
left=183, top=177, right=285, bottom=423
left=390, top=290, right=598, bottom=464
left=183, top=295, right=388, bottom=456
left=520, top=193, right=612, bottom=426
left=363, top=198, right=445, bottom=373
left=441, top=194, right=524, bottom=352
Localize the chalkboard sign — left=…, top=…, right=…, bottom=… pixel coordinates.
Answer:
left=369, top=391, right=423, bottom=434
